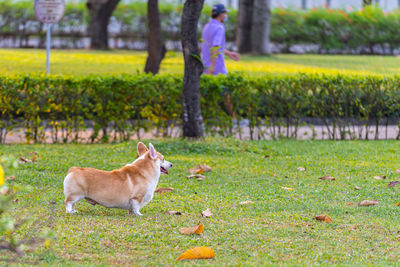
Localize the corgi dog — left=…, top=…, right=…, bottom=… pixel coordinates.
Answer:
left=63, top=142, right=172, bottom=216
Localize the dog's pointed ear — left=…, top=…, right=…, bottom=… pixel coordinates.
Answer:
left=149, top=143, right=157, bottom=159
left=137, top=142, right=148, bottom=156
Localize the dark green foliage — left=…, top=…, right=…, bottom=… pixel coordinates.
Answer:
left=1, top=73, right=400, bottom=142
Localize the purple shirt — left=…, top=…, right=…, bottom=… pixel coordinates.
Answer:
left=201, top=19, right=227, bottom=75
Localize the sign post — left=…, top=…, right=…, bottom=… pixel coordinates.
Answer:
left=34, top=0, right=65, bottom=74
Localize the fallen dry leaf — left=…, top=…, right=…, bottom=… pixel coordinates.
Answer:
left=201, top=208, right=212, bottom=218
left=179, top=224, right=204, bottom=235
left=188, top=165, right=212, bottom=174
left=319, top=176, right=336, bottom=181
left=396, top=169, right=400, bottom=174
left=177, top=246, right=215, bottom=261
left=314, top=215, right=333, bottom=223
left=388, top=181, right=400, bottom=188
left=358, top=200, right=379, bottom=206
left=187, top=174, right=206, bottom=181
left=345, top=202, right=354, bottom=205
left=166, top=210, right=182, bottom=215
left=32, top=155, right=38, bottom=162
left=281, top=186, right=294, bottom=191
left=6, top=176, right=15, bottom=181
left=354, top=186, right=360, bottom=190
left=297, top=167, right=306, bottom=171
left=374, top=175, right=386, bottom=180
left=239, top=200, right=254, bottom=205
left=155, top=187, right=174, bottom=193
left=19, top=156, right=31, bottom=163
left=396, top=202, right=400, bottom=207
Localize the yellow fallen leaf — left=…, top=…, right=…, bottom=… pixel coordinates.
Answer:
left=358, top=200, right=379, bottom=206
left=177, top=246, right=215, bottom=260
left=44, top=239, right=51, bottom=249
left=201, top=208, right=212, bottom=218
left=32, top=155, right=38, bottom=162
left=396, top=202, right=400, bottom=207
left=0, top=165, right=4, bottom=186
left=281, top=186, right=294, bottom=191
left=179, top=224, right=204, bottom=235
left=314, top=215, right=333, bottom=223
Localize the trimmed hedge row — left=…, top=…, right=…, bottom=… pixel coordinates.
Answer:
left=1, top=73, right=400, bottom=143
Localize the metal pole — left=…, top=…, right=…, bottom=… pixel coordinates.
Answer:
left=46, top=23, right=52, bottom=74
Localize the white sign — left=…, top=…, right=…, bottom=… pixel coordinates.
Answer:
left=34, top=0, right=65, bottom=24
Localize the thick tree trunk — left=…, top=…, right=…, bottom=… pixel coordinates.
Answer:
left=86, top=0, right=120, bottom=50
left=237, top=0, right=253, bottom=53
left=144, top=0, right=166, bottom=74
left=181, top=0, right=204, bottom=138
left=251, top=0, right=271, bottom=55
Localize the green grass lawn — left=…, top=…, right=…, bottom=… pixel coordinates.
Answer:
left=2, top=48, right=400, bottom=76
left=2, top=138, right=400, bottom=265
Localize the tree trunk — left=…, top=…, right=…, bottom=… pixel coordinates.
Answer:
left=237, top=0, right=253, bottom=53
left=181, top=0, right=204, bottom=138
left=86, top=0, right=120, bottom=50
left=251, top=0, right=271, bottom=55
left=144, top=0, right=166, bottom=74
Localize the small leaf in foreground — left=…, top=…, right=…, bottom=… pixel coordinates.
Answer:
left=201, top=208, right=212, bottom=218
left=177, top=246, right=215, bottom=260
left=354, top=186, right=360, bottom=190
left=281, top=186, right=294, bottom=191
left=319, top=176, right=335, bottom=181
left=240, top=200, right=254, bottom=205
left=374, top=175, right=386, bottom=180
left=297, top=167, right=306, bottom=171
left=314, top=215, right=333, bottom=223
left=166, top=210, right=182, bottom=215
left=358, top=200, right=378, bottom=206
left=155, top=187, right=174, bottom=193
left=188, top=164, right=212, bottom=174
left=396, top=202, right=400, bottom=207
left=388, top=181, right=400, bottom=188
left=6, top=176, right=15, bottom=181
left=396, top=169, right=400, bottom=174
left=179, top=224, right=204, bottom=235
left=187, top=174, right=206, bottom=181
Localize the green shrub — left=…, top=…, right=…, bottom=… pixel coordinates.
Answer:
left=1, top=73, right=399, bottom=143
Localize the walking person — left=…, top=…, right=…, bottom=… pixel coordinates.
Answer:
left=201, top=3, right=240, bottom=118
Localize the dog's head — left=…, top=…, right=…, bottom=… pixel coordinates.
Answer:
left=137, top=142, right=172, bottom=175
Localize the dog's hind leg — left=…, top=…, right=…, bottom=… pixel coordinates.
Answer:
left=129, top=199, right=143, bottom=216
left=65, top=195, right=84, bottom=213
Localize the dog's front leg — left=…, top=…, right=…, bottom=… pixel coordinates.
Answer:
left=129, top=199, right=143, bottom=216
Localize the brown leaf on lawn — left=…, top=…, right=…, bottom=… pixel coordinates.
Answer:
left=240, top=200, right=254, bottom=205
left=396, top=202, right=400, bottom=207
left=345, top=202, right=354, bottom=205
left=177, top=246, right=215, bottom=261
left=188, top=164, right=212, bottom=174
left=187, top=174, right=206, bottom=181
left=31, top=155, right=38, bottom=162
left=166, top=210, right=182, bottom=215
left=354, top=186, right=360, bottom=190
left=201, top=208, right=212, bottom=218
left=314, top=215, right=333, bottom=223
left=6, top=176, right=15, bottom=181
left=396, top=169, right=400, bottom=174
left=358, top=200, right=379, bottom=206
left=19, top=156, right=32, bottom=163
left=319, top=176, right=336, bottom=181
left=388, top=181, right=400, bottom=188
left=179, top=224, right=204, bottom=235
left=374, top=175, right=386, bottom=180
left=155, top=187, right=174, bottom=193
left=297, top=167, right=306, bottom=171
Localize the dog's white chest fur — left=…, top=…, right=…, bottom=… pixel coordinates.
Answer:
left=141, top=172, right=160, bottom=208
